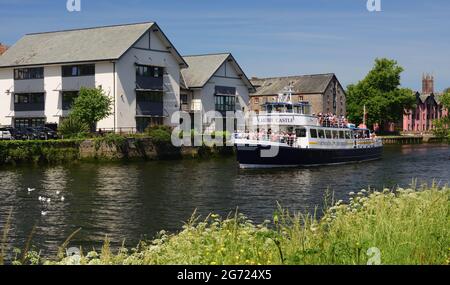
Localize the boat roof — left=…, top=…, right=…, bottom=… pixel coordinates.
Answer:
left=262, top=102, right=310, bottom=106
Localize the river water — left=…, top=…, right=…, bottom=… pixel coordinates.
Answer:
left=0, top=144, right=449, bottom=258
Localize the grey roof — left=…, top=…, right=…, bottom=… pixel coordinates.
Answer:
left=181, top=53, right=231, bottom=88
left=181, top=53, right=254, bottom=90
left=0, top=22, right=187, bottom=68
left=251, top=74, right=336, bottom=96
left=417, top=92, right=445, bottom=104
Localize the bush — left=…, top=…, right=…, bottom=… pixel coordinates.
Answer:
left=0, top=140, right=82, bottom=165
left=58, top=116, right=89, bottom=139
left=45, top=186, right=450, bottom=265
left=146, top=125, right=172, bottom=144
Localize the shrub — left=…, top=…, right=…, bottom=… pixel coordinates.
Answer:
left=146, top=125, right=172, bottom=144
left=58, top=116, right=89, bottom=139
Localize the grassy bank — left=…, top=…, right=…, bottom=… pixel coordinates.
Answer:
left=0, top=135, right=234, bottom=166
left=30, top=185, right=448, bottom=265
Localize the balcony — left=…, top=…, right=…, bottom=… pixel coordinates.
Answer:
left=136, top=76, right=163, bottom=91
left=136, top=101, right=164, bottom=116
left=14, top=103, right=45, bottom=112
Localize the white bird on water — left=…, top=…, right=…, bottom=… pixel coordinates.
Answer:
left=41, top=211, right=48, bottom=216
left=47, top=198, right=51, bottom=204
left=56, top=191, right=61, bottom=195
left=28, top=188, right=36, bottom=193
left=38, top=196, right=43, bottom=201
left=61, top=196, right=65, bottom=202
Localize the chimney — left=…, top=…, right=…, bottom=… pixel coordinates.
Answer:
left=422, top=73, right=434, bottom=94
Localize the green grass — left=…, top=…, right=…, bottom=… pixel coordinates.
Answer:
left=42, top=185, right=449, bottom=265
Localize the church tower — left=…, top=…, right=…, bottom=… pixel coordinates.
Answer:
left=422, top=73, right=434, bottom=94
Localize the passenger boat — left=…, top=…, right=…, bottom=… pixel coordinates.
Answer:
left=234, top=86, right=383, bottom=169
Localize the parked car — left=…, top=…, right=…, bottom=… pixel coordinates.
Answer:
left=33, top=127, right=58, bottom=140
left=3, top=127, right=28, bottom=140
left=0, top=128, right=12, bottom=140
left=24, top=127, right=59, bottom=140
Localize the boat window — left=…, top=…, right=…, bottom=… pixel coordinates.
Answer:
left=318, top=129, right=325, bottom=139
left=325, top=130, right=332, bottom=139
left=332, top=130, right=339, bottom=139
left=345, top=131, right=351, bottom=139
left=339, top=131, right=344, bottom=139
left=310, top=129, right=318, bottom=138
left=296, top=128, right=307, bottom=138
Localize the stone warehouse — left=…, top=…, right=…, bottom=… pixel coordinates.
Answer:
left=0, top=22, right=254, bottom=133
left=250, top=74, right=347, bottom=116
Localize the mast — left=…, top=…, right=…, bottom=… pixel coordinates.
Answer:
left=363, top=105, right=367, bottom=127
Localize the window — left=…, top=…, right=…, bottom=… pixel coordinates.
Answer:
left=310, top=129, right=318, bottom=138
left=332, top=130, right=339, bottom=139
left=345, top=131, right=351, bottom=139
left=14, top=67, right=44, bottom=80
left=180, top=94, right=188, bottom=105
left=136, top=117, right=163, bottom=133
left=296, top=128, right=307, bottom=138
left=339, top=131, right=345, bottom=139
left=136, top=91, right=163, bottom=103
left=14, top=93, right=44, bottom=104
left=298, top=96, right=304, bottom=102
left=136, top=64, right=164, bottom=78
left=318, top=129, right=325, bottom=139
left=14, top=118, right=46, bottom=128
left=62, top=64, right=95, bottom=77
left=215, top=95, right=236, bottom=113
left=325, top=130, right=332, bottom=139
left=254, top=98, right=259, bottom=104
left=62, top=91, right=79, bottom=110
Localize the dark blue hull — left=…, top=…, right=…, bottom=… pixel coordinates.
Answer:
left=236, top=145, right=383, bottom=168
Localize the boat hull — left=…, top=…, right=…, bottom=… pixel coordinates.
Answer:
left=236, top=145, right=383, bottom=168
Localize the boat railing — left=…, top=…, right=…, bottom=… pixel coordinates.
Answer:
left=234, top=132, right=296, bottom=146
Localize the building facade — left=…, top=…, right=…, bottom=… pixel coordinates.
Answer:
left=0, top=43, right=7, bottom=56
left=403, top=75, right=448, bottom=133
left=250, top=74, right=346, bottom=116
left=180, top=53, right=255, bottom=131
left=0, top=22, right=188, bottom=132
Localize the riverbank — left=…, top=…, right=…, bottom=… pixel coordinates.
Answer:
left=0, top=135, right=234, bottom=166
left=10, top=185, right=446, bottom=265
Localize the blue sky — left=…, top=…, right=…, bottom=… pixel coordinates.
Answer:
left=1, top=0, right=449, bottom=91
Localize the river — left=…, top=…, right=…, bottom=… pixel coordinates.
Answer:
left=0, top=144, right=449, bottom=258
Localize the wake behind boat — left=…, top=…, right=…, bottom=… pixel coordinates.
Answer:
left=234, top=86, right=383, bottom=169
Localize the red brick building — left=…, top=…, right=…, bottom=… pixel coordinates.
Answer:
left=0, top=43, right=8, bottom=55
left=403, top=75, right=448, bottom=133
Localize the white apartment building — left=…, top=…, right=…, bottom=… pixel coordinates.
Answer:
left=180, top=53, right=255, bottom=131
left=0, top=22, right=188, bottom=132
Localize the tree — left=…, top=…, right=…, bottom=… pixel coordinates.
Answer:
left=433, top=91, right=450, bottom=139
left=346, top=58, right=416, bottom=131
left=70, top=87, right=113, bottom=131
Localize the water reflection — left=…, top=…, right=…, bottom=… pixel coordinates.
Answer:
left=0, top=144, right=449, bottom=258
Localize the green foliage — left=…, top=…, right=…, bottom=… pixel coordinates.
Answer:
left=146, top=125, right=172, bottom=144
left=58, top=116, right=89, bottom=139
left=70, top=87, right=113, bottom=131
left=46, top=186, right=449, bottom=265
left=94, top=133, right=128, bottom=152
left=346, top=58, right=416, bottom=129
left=0, top=140, right=82, bottom=165
left=439, top=91, right=450, bottom=110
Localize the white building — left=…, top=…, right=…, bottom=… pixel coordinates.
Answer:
left=180, top=53, right=255, bottom=131
left=0, top=22, right=188, bottom=132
